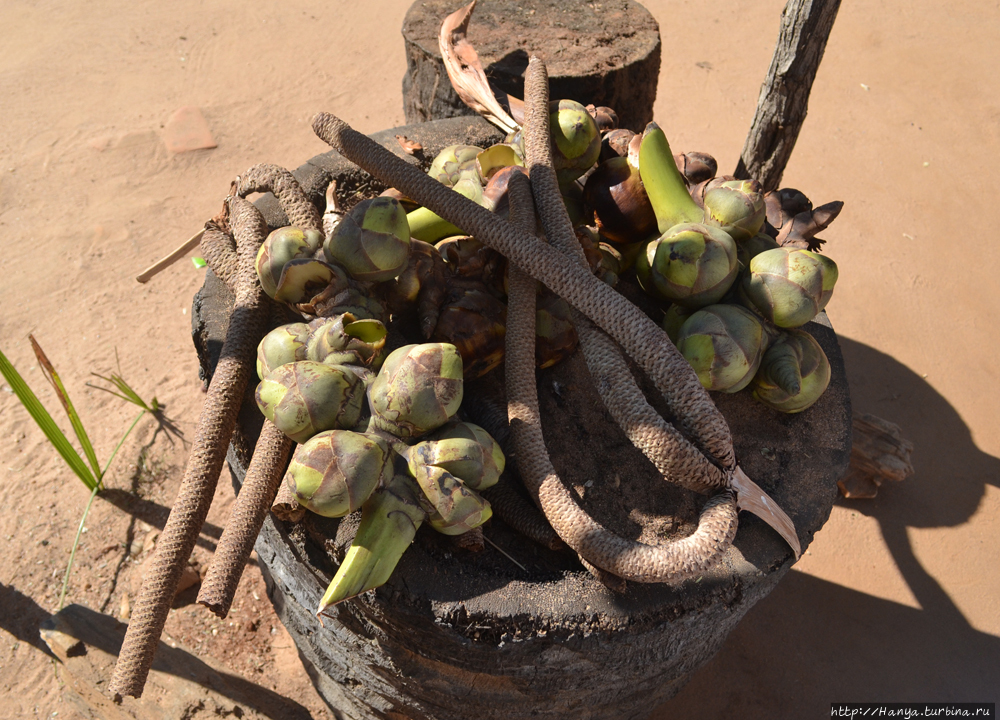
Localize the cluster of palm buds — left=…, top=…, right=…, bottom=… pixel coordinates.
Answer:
left=577, top=118, right=843, bottom=413
left=247, top=93, right=845, bottom=608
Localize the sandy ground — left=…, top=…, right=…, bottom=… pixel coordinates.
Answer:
left=1, top=0, right=997, bottom=717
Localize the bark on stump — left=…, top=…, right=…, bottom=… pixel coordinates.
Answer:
left=401, top=0, right=662, bottom=132
left=192, top=117, right=852, bottom=720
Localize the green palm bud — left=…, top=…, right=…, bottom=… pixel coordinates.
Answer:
left=369, top=343, right=464, bottom=439
left=256, top=361, right=367, bottom=443
left=427, top=144, right=483, bottom=187
left=412, top=465, right=492, bottom=536
left=635, top=223, right=739, bottom=308
left=316, top=473, right=427, bottom=614
left=285, top=430, right=392, bottom=517
left=312, top=287, right=386, bottom=323
left=475, top=144, right=524, bottom=182
left=549, top=99, right=601, bottom=186
left=742, top=247, right=839, bottom=328
left=751, top=328, right=831, bottom=413
left=737, top=232, right=781, bottom=269
left=323, top=196, right=410, bottom=282
left=255, top=226, right=324, bottom=299
left=306, top=314, right=386, bottom=369
left=257, top=322, right=311, bottom=380
left=406, top=177, right=484, bottom=243
left=676, top=304, right=768, bottom=393
left=272, top=258, right=345, bottom=305
left=662, top=304, right=695, bottom=344
left=408, top=421, right=504, bottom=491
left=703, top=179, right=766, bottom=242
left=638, top=122, right=704, bottom=233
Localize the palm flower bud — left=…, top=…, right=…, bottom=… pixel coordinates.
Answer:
left=676, top=304, right=768, bottom=393
left=255, top=226, right=324, bottom=299
left=549, top=99, right=602, bottom=186
left=310, top=285, right=387, bottom=324
left=257, top=322, right=311, bottom=379
left=323, top=196, right=410, bottom=283
left=285, top=430, right=392, bottom=517
left=316, top=473, right=427, bottom=613
left=584, top=139, right=657, bottom=245
left=369, top=343, right=464, bottom=439
left=406, top=176, right=484, bottom=243
left=427, top=144, right=483, bottom=187
left=598, top=243, right=623, bottom=286
left=674, top=152, right=718, bottom=186
left=704, top=179, right=766, bottom=242
left=661, top=304, right=695, bottom=344
left=306, top=314, right=386, bottom=368
left=742, top=247, right=838, bottom=327
left=431, top=288, right=507, bottom=380
left=413, top=465, right=492, bottom=536
left=475, top=144, right=524, bottom=182
left=535, top=290, right=578, bottom=369
left=408, top=421, right=504, bottom=491
left=737, top=232, right=781, bottom=269
left=600, top=128, right=635, bottom=163
left=751, top=328, right=831, bottom=413
left=256, top=361, right=367, bottom=443
left=635, top=223, right=739, bottom=308
left=436, top=236, right=491, bottom=278
left=504, top=127, right=526, bottom=162
left=378, top=187, right=419, bottom=213
left=272, top=258, right=345, bottom=305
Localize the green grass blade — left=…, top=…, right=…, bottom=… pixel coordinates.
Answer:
left=101, top=409, right=147, bottom=478
left=0, top=347, right=98, bottom=491
left=29, top=335, right=103, bottom=482
left=58, top=483, right=100, bottom=610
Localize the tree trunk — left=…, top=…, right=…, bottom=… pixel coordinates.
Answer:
left=735, top=0, right=842, bottom=191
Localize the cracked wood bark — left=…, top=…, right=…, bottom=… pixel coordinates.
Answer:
left=734, top=0, right=843, bottom=191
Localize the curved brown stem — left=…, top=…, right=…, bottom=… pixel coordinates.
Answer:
left=108, top=195, right=270, bottom=700
left=237, top=163, right=323, bottom=232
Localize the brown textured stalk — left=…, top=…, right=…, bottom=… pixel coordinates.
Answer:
left=200, top=221, right=239, bottom=294
left=504, top=170, right=737, bottom=582
left=108, top=195, right=269, bottom=700
left=271, top=479, right=306, bottom=522
left=311, top=112, right=733, bottom=469
left=522, top=56, right=731, bottom=490
left=197, top=420, right=294, bottom=618
left=237, top=163, right=323, bottom=231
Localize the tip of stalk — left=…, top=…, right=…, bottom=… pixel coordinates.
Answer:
left=644, top=121, right=660, bottom=134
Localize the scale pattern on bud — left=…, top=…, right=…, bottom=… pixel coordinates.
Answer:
left=428, top=145, right=482, bottom=186
left=257, top=322, right=311, bottom=380
left=413, top=465, right=492, bottom=536
left=550, top=99, right=601, bottom=186
left=751, top=328, right=831, bottom=413
left=306, top=314, right=386, bottom=369
left=676, top=304, right=768, bottom=393
left=370, top=343, right=464, bottom=439
left=255, top=226, right=324, bottom=299
left=256, top=361, right=367, bottom=443
left=636, top=223, right=739, bottom=308
left=703, top=179, right=766, bottom=242
left=408, top=421, right=504, bottom=491
left=324, top=197, right=410, bottom=282
left=743, top=247, right=838, bottom=327
left=285, top=430, right=392, bottom=517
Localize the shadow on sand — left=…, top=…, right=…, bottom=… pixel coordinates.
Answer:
left=654, top=336, right=1000, bottom=716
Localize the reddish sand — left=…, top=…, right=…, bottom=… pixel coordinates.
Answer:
left=1, top=0, right=997, bottom=717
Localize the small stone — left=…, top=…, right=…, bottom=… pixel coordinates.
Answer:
left=163, top=106, right=217, bottom=153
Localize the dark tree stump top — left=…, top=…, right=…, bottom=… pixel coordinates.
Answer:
left=402, top=0, right=662, bottom=130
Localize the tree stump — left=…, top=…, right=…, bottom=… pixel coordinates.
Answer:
left=401, top=0, right=662, bottom=132
left=192, top=117, right=852, bottom=720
